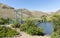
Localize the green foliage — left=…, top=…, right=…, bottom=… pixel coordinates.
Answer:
left=0, top=18, right=9, bottom=25
left=0, top=26, right=19, bottom=37
left=51, top=14, right=60, bottom=38
left=51, top=32, right=60, bottom=38
left=12, top=22, right=21, bottom=28
left=40, top=15, right=47, bottom=22
left=25, top=26, right=44, bottom=35
left=20, top=19, right=44, bottom=35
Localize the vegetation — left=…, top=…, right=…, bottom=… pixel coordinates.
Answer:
left=20, top=19, right=44, bottom=35
left=40, top=15, right=47, bottom=22
left=0, top=18, right=10, bottom=25
left=0, top=26, right=19, bottom=37
left=51, top=14, right=60, bottom=38
left=12, top=22, right=21, bottom=28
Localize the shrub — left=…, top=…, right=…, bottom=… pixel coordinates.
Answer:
left=51, top=14, right=60, bottom=38
left=12, top=22, right=21, bottom=28
left=0, top=18, right=9, bottom=25
left=0, top=26, right=19, bottom=37
left=26, top=26, right=44, bottom=35
left=51, top=32, right=60, bottom=38
left=20, top=19, right=44, bottom=35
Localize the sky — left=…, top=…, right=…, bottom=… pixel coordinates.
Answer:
left=0, top=0, right=60, bottom=12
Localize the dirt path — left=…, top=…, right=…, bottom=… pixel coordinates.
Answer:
left=16, top=28, right=51, bottom=38
left=17, top=32, right=51, bottom=38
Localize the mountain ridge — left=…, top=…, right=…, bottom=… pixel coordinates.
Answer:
left=0, top=3, right=60, bottom=18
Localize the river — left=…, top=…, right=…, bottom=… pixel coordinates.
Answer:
left=38, top=22, right=53, bottom=35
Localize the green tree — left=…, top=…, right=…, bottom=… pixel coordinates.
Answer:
left=41, top=15, right=47, bottom=22
left=51, top=14, right=60, bottom=38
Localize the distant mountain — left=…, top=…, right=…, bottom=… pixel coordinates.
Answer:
left=0, top=3, right=16, bottom=19
left=17, top=9, right=32, bottom=18
left=0, top=3, right=14, bottom=9
left=0, top=3, right=60, bottom=19
left=31, top=11, right=49, bottom=18
left=54, top=10, right=60, bottom=14
left=50, top=10, right=60, bottom=16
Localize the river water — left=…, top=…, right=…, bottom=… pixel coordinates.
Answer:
left=38, top=22, right=53, bottom=35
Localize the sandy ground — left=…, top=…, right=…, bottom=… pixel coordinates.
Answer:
left=15, top=28, right=51, bottom=38
left=14, top=32, right=51, bottom=38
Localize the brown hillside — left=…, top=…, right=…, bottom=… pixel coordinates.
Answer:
left=0, top=3, right=59, bottom=19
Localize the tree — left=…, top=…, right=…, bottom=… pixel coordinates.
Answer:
left=51, top=14, right=60, bottom=38
left=41, top=15, right=47, bottom=22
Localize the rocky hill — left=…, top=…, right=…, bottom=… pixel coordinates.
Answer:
left=0, top=3, right=60, bottom=19
left=0, top=3, right=16, bottom=19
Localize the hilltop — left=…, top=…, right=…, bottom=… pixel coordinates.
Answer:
left=0, top=3, right=60, bottom=19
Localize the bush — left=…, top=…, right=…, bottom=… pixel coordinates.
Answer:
left=12, top=22, right=21, bottom=28
left=26, top=26, right=44, bottom=35
left=51, top=14, right=60, bottom=38
left=20, top=19, right=44, bottom=35
left=0, top=18, right=9, bottom=25
left=51, top=32, right=60, bottom=38
left=0, top=26, right=19, bottom=37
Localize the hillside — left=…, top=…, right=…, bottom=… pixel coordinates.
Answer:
left=31, top=11, right=50, bottom=18
left=0, top=3, right=60, bottom=19
left=0, top=3, right=16, bottom=19
left=0, top=3, right=32, bottom=18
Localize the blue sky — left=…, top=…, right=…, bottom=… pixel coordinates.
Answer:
left=0, top=0, right=60, bottom=12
